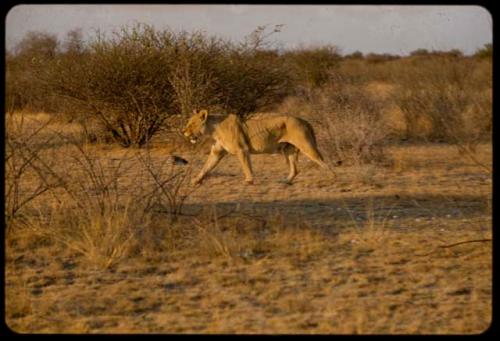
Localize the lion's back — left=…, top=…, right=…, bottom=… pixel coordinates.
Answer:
left=246, top=115, right=315, bottom=153
left=213, top=113, right=317, bottom=154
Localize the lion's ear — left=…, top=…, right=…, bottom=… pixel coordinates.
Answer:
left=199, top=109, right=208, bottom=121
left=193, top=109, right=198, bottom=115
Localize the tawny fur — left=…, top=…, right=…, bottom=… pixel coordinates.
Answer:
left=182, top=110, right=334, bottom=185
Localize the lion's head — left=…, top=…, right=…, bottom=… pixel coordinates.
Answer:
left=182, top=109, right=209, bottom=144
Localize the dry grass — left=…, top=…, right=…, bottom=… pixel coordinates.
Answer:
left=5, top=111, right=492, bottom=334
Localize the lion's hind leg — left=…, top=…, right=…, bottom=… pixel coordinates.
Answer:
left=302, top=145, right=329, bottom=170
left=235, top=149, right=254, bottom=184
left=280, top=143, right=299, bottom=184
left=289, top=134, right=336, bottom=179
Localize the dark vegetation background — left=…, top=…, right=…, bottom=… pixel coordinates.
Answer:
left=6, top=24, right=492, bottom=152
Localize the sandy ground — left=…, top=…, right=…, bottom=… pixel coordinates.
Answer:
left=5, top=135, right=492, bottom=334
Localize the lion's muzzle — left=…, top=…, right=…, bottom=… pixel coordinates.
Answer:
left=183, top=130, right=198, bottom=144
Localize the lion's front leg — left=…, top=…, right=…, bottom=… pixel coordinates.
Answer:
left=193, top=143, right=226, bottom=185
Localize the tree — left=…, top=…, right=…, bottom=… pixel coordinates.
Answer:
left=14, top=31, right=58, bottom=60
left=63, top=28, right=86, bottom=55
left=6, top=31, right=60, bottom=112
left=345, top=51, right=364, bottom=59
left=410, top=48, right=430, bottom=57
left=474, top=43, right=492, bottom=59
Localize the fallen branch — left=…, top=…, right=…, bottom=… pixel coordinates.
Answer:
left=416, top=238, right=492, bottom=257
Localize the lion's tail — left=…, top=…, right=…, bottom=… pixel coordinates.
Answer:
left=299, top=118, right=323, bottom=160
left=289, top=117, right=338, bottom=178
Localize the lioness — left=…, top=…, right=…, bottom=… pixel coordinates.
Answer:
left=182, top=109, right=335, bottom=185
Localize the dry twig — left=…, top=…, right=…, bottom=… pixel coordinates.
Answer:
left=415, top=238, right=492, bottom=257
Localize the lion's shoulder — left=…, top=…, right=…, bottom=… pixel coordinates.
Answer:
left=216, top=114, right=244, bottom=132
left=211, top=114, right=249, bottom=150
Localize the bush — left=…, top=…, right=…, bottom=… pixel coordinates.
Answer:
left=7, top=26, right=491, bottom=148
left=282, top=46, right=341, bottom=99
left=35, top=25, right=179, bottom=147
left=207, top=24, right=291, bottom=117
left=5, top=112, right=62, bottom=229
left=410, top=48, right=463, bottom=59
left=344, top=51, right=364, bottom=59
left=6, top=31, right=60, bottom=113
left=22, top=135, right=195, bottom=268
left=474, top=43, right=492, bottom=59
left=306, top=72, right=388, bottom=166
left=281, top=45, right=340, bottom=98
left=365, top=53, right=400, bottom=64
left=212, top=48, right=290, bottom=117
left=410, top=48, right=430, bottom=57
left=392, top=57, right=491, bottom=141
left=30, top=24, right=290, bottom=146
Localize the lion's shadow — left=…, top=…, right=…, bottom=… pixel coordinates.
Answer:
left=176, top=192, right=489, bottom=230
